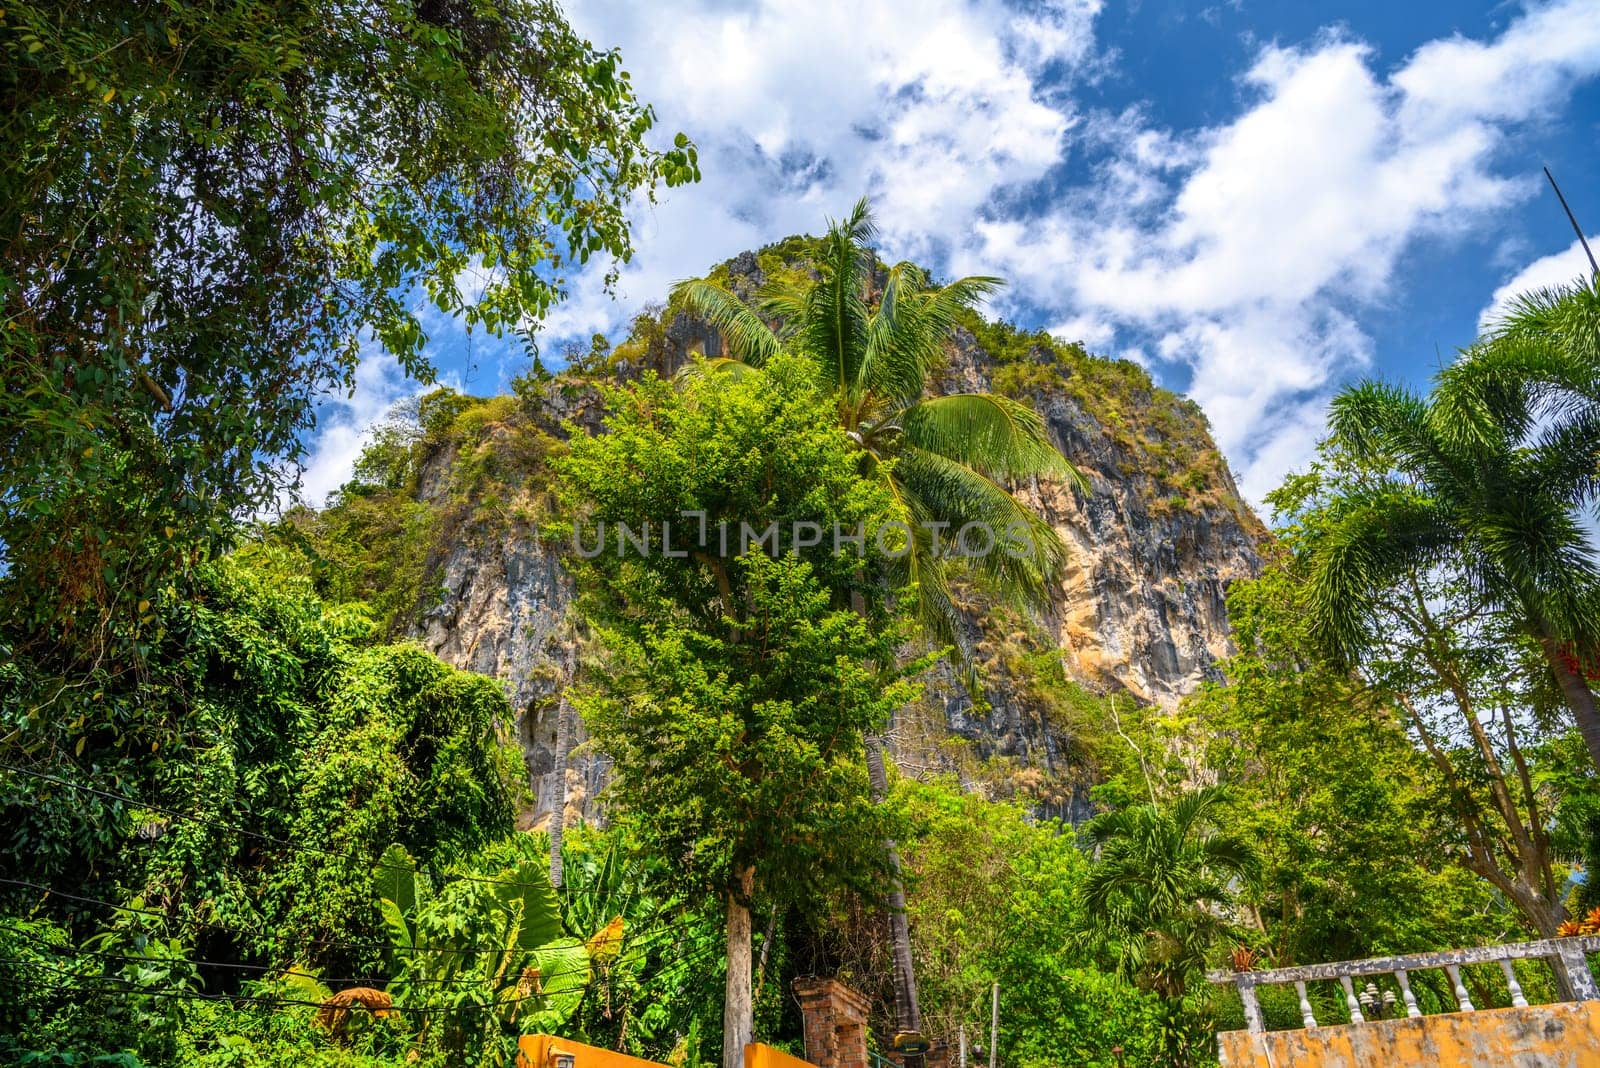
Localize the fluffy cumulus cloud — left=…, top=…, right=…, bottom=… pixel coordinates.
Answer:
left=974, top=2, right=1600, bottom=498
left=295, top=0, right=1600, bottom=505
left=543, top=0, right=1101, bottom=335
left=1480, top=236, right=1599, bottom=329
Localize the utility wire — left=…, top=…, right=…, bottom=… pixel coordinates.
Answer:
left=6, top=940, right=731, bottom=1015
left=0, top=882, right=723, bottom=965
left=4, top=952, right=583, bottom=1015
left=1, top=762, right=559, bottom=895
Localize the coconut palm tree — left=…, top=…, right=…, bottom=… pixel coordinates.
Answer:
left=1081, top=787, right=1260, bottom=1000
left=1301, top=280, right=1600, bottom=770
left=672, top=199, right=1083, bottom=1048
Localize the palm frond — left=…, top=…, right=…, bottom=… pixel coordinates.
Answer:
left=669, top=279, right=782, bottom=366
left=1303, top=488, right=1458, bottom=665
left=895, top=446, right=1067, bottom=612
left=901, top=393, right=1085, bottom=487
left=862, top=268, right=1003, bottom=409
left=673, top=355, right=763, bottom=386
left=798, top=206, right=875, bottom=402
left=1327, top=379, right=1431, bottom=464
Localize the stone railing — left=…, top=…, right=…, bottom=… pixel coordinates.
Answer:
left=1208, top=935, right=1600, bottom=1033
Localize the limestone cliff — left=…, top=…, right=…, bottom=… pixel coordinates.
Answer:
left=379, top=243, right=1264, bottom=824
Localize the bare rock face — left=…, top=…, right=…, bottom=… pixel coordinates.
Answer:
left=396, top=280, right=1263, bottom=823
left=946, top=328, right=1261, bottom=708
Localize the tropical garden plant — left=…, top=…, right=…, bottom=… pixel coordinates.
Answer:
left=671, top=199, right=1084, bottom=1049
left=558, top=357, right=919, bottom=1068
left=1298, top=278, right=1600, bottom=770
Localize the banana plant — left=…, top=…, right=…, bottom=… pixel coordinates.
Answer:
left=373, top=843, right=598, bottom=1040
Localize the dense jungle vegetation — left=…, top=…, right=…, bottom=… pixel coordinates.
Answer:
left=7, top=2, right=1600, bottom=1068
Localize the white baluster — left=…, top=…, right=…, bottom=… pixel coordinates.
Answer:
left=1445, top=964, right=1475, bottom=1012
left=1340, top=975, right=1365, bottom=1023
left=1296, top=980, right=1318, bottom=1028
left=1395, top=969, right=1422, bottom=1018
left=1500, top=959, right=1529, bottom=1008
left=1237, top=977, right=1265, bottom=1035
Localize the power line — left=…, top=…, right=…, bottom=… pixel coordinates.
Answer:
left=0, top=876, right=723, bottom=965
left=1, top=761, right=558, bottom=896
left=5, top=940, right=732, bottom=1016
left=3, top=952, right=589, bottom=1016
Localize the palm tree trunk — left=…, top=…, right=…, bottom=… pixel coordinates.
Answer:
left=724, top=865, right=756, bottom=1068
left=1541, top=635, right=1600, bottom=772
left=548, top=695, right=573, bottom=888
left=866, top=734, right=921, bottom=1043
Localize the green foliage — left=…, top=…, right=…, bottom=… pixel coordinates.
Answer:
left=1078, top=788, right=1259, bottom=1001
left=821, top=776, right=1210, bottom=1065
left=672, top=200, right=1079, bottom=680
left=1, top=549, right=522, bottom=1063
left=1187, top=560, right=1513, bottom=966
left=1, top=0, right=694, bottom=675
left=559, top=358, right=917, bottom=910
left=370, top=840, right=588, bottom=1060
left=1002, top=967, right=1169, bottom=1068
left=555, top=826, right=727, bottom=1064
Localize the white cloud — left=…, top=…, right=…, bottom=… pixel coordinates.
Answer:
left=292, top=345, right=420, bottom=509
left=546, top=0, right=1101, bottom=342
left=296, top=0, right=1600, bottom=511
left=1479, top=236, right=1598, bottom=330
left=966, top=1, right=1600, bottom=500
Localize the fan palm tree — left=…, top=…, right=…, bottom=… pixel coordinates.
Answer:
left=1301, top=279, right=1600, bottom=770
left=672, top=199, right=1083, bottom=1047
left=1081, top=787, right=1259, bottom=1000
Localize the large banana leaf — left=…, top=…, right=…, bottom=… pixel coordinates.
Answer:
left=514, top=937, right=591, bottom=1033
left=493, top=860, right=563, bottom=952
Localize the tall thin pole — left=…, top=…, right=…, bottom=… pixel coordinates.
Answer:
left=1544, top=166, right=1600, bottom=280
left=988, top=983, right=999, bottom=1068
left=958, top=1025, right=967, bottom=1068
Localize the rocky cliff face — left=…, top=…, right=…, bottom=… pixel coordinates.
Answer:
left=395, top=248, right=1264, bottom=824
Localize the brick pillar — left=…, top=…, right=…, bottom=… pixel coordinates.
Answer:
left=793, top=978, right=872, bottom=1068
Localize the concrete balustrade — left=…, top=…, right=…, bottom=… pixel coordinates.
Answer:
left=1209, top=934, right=1600, bottom=1034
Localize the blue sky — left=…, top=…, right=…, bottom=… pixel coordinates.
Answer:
left=298, top=0, right=1600, bottom=509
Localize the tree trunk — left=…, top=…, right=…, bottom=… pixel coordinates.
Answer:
left=724, top=866, right=756, bottom=1068
left=548, top=695, right=573, bottom=889
left=1541, top=635, right=1600, bottom=772
left=866, top=735, right=922, bottom=1041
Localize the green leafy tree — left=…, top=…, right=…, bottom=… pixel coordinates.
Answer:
left=1275, top=432, right=1589, bottom=938
left=1, top=0, right=695, bottom=752
left=1298, top=281, right=1600, bottom=769
left=1187, top=560, right=1512, bottom=967
left=1080, top=787, right=1259, bottom=1001
left=557, top=357, right=919, bottom=1068
left=672, top=199, right=1082, bottom=1044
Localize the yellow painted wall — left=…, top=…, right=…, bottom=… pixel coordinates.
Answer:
left=518, top=1036, right=817, bottom=1068
left=517, top=1034, right=673, bottom=1068
left=745, top=1042, right=815, bottom=1068
left=1217, top=1001, right=1600, bottom=1067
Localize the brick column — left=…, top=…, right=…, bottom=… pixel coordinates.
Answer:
left=793, top=978, right=872, bottom=1068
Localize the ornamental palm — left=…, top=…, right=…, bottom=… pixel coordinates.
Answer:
left=672, top=199, right=1083, bottom=1044
left=1300, top=279, right=1600, bottom=770
left=673, top=198, right=1082, bottom=667
left=1081, top=787, right=1259, bottom=1000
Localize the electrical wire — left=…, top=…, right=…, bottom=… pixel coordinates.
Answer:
left=1, top=761, right=559, bottom=895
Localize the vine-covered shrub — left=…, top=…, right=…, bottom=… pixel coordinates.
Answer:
left=1, top=548, right=522, bottom=1063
